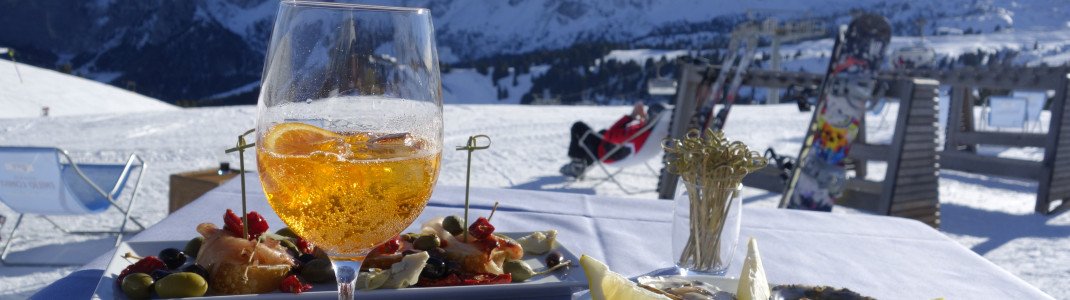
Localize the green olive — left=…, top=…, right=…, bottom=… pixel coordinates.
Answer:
left=183, top=237, right=204, bottom=258
left=401, top=232, right=421, bottom=243
left=503, top=260, right=536, bottom=283
left=120, top=273, right=154, bottom=299
left=413, top=234, right=440, bottom=251
left=155, top=272, right=208, bottom=298
left=442, top=215, right=464, bottom=236
left=300, top=258, right=336, bottom=283
left=275, top=227, right=298, bottom=239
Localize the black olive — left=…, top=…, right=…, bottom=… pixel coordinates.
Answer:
left=402, top=249, right=420, bottom=256
left=427, top=247, right=447, bottom=259
left=158, top=248, right=187, bottom=270
left=545, top=251, right=564, bottom=268
left=275, top=227, right=298, bottom=239
left=150, top=269, right=173, bottom=281
left=445, top=260, right=463, bottom=276
left=181, top=264, right=210, bottom=282
left=298, top=253, right=317, bottom=264
left=421, top=256, right=448, bottom=279
left=299, top=258, right=336, bottom=283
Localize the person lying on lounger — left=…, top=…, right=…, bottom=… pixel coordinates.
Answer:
left=560, top=102, right=666, bottom=178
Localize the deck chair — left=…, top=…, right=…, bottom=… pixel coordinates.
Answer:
left=0, top=147, right=147, bottom=266
left=1013, top=91, right=1046, bottom=132
left=576, top=106, right=672, bottom=194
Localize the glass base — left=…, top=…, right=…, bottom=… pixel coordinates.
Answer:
left=331, top=257, right=366, bottom=300
left=675, top=265, right=729, bottom=277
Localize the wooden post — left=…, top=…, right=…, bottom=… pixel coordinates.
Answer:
left=887, top=79, right=941, bottom=227
left=658, top=62, right=705, bottom=199
left=945, top=86, right=968, bottom=152
left=1037, top=74, right=1070, bottom=214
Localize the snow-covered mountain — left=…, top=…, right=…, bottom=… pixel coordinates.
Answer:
left=1, top=0, right=1069, bottom=104
left=0, top=60, right=175, bottom=118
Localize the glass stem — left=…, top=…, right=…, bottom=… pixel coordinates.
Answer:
left=332, top=258, right=365, bottom=300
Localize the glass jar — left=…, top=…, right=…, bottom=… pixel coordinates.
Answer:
left=672, top=180, right=742, bottom=275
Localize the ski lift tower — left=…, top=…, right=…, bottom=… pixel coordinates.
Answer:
left=754, top=14, right=827, bottom=104
left=0, top=47, right=23, bottom=83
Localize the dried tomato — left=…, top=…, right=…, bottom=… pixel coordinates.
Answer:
left=245, top=211, right=269, bottom=239
left=374, top=235, right=402, bottom=255
left=462, top=273, right=512, bottom=285
left=468, top=217, right=495, bottom=240
left=116, top=256, right=166, bottom=285
left=279, top=274, right=312, bottom=293
left=296, top=238, right=315, bottom=255
left=223, top=209, right=244, bottom=237
left=416, top=272, right=511, bottom=287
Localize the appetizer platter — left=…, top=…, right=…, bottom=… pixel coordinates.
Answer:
left=92, top=209, right=585, bottom=299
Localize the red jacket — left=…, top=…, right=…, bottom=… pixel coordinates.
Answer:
left=598, top=115, right=651, bottom=163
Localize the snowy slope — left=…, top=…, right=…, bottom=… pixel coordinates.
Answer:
left=778, top=28, right=1070, bottom=73
left=377, top=0, right=1070, bottom=61
left=441, top=66, right=549, bottom=104
left=0, top=104, right=1066, bottom=298
left=0, top=60, right=176, bottom=118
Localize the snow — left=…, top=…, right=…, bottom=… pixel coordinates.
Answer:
left=604, top=49, right=692, bottom=64
left=441, top=68, right=504, bottom=104
left=441, top=66, right=549, bottom=104
left=205, top=81, right=260, bottom=100
left=2, top=11, right=1070, bottom=297
left=379, top=0, right=1070, bottom=60
left=765, top=28, right=1070, bottom=75
left=0, top=101, right=1067, bottom=298
left=0, top=60, right=176, bottom=119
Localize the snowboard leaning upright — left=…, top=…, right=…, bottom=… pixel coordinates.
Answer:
left=780, top=14, right=892, bottom=211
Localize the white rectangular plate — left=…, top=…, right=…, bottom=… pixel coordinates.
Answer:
left=93, top=232, right=587, bottom=299
left=573, top=275, right=742, bottom=300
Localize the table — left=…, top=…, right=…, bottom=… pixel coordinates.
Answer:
left=168, top=167, right=240, bottom=213
left=34, top=177, right=1052, bottom=299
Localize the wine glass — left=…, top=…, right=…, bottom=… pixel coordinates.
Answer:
left=255, top=1, right=442, bottom=299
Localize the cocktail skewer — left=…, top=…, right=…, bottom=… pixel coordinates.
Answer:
left=225, top=129, right=256, bottom=240
left=455, top=135, right=491, bottom=237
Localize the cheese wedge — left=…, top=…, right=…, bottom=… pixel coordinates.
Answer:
left=737, top=238, right=771, bottom=300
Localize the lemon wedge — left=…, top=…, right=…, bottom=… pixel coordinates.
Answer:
left=580, top=255, right=670, bottom=300
left=737, top=238, right=771, bottom=300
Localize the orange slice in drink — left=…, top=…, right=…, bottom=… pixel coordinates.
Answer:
left=262, top=122, right=343, bottom=155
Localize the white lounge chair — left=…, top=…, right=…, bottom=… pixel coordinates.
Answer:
left=576, top=106, right=672, bottom=194
left=0, top=147, right=146, bottom=266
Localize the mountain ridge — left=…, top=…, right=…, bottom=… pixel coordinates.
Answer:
left=0, top=0, right=1064, bottom=104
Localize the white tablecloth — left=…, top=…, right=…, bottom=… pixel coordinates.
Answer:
left=34, top=177, right=1052, bottom=299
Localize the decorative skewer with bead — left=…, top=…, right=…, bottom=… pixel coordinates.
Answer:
left=455, top=135, right=491, bottom=239
left=224, top=129, right=256, bottom=240
left=663, top=128, right=766, bottom=271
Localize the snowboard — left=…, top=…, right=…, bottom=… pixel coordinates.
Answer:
left=780, top=14, right=892, bottom=211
